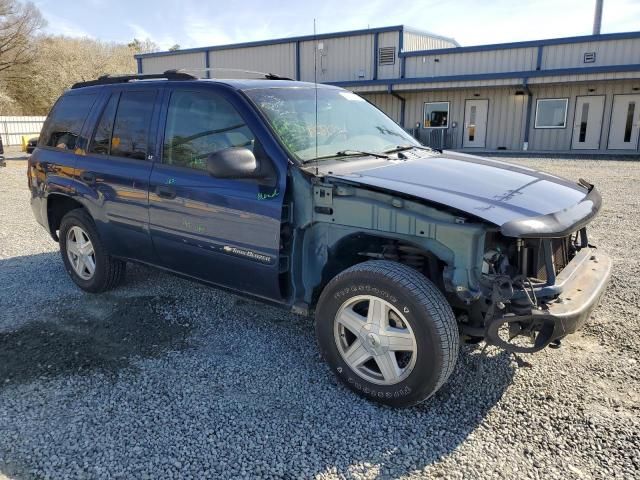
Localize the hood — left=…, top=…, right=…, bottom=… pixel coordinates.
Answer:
left=324, top=150, right=600, bottom=237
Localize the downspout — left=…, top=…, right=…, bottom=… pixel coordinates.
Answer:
left=295, top=41, right=301, bottom=81
left=522, top=78, right=533, bottom=151
left=388, top=85, right=406, bottom=128
left=373, top=32, right=379, bottom=80
left=399, top=28, right=405, bottom=79
left=204, top=50, right=211, bottom=79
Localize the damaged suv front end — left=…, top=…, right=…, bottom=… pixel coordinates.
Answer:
left=245, top=82, right=611, bottom=358
left=476, top=183, right=611, bottom=353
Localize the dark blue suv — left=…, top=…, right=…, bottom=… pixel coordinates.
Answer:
left=29, top=71, right=611, bottom=406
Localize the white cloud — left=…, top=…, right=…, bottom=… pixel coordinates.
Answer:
left=127, top=22, right=180, bottom=50
left=40, top=10, right=94, bottom=38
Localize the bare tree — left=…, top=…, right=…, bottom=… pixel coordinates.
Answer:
left=5, top=36, right=137, bottom=115
left=0, top=0, right=45, bottom=73
left=128, top=37, right=159, bottom=54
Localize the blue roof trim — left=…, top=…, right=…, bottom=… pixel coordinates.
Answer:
left=399, top=30, right=640, bottom=57
left=401, top=26, right=460, bottom=47
left=328, top=63, right=640, bottom=87
left=135, top=25, right=405, bottom=59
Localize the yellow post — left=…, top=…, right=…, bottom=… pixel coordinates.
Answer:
left=21, top=135, right=29, bottom=152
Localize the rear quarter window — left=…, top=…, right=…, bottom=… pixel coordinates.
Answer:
left=40, top=94, right=98, bottom=151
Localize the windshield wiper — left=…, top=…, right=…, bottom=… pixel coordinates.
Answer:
left=383, top=144, right=434, bottom=154
left=312, top=149, right=390, bottom=161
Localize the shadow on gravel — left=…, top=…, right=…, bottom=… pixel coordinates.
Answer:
left=0, top=295, right=192, bottom=388
left=0, top=253, right=516, bottom=479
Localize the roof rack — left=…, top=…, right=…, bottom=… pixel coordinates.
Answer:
left=71, top=69, right=197, bottom=89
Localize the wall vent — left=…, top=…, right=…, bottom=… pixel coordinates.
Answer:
left=378, top=47, right=396, bottom=66
left=584, top=52, right=596, bottom=63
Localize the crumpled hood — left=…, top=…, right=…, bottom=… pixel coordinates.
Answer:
left=326, top=151, right=597, bottom=233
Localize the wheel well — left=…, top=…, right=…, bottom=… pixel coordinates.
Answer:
left=47, top=195, right=85, bottom=241
left=315, top=233, right=446, bottom=303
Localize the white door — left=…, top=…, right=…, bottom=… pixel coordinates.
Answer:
left=463, top=99, right=488, bottom=148
left=571, top=96, right=605, bottom=150
left=608, top=94, right=640, bottom=150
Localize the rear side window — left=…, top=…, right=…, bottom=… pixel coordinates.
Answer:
left=89, top=94, right=119, bottom=156
left=163, top=90, right=254, bottom=171
left=111, top=91, right=155, bottom=160
left=90, top=90, right=156, bottom=160
left=40, top=94, right=97, bottom=150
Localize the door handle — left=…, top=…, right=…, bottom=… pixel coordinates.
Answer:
left=79, top=172, right=96, bottom=184
left=156, top=185, right=177, bottom=199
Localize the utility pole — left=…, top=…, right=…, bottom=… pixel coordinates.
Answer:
left=593, top=0, right=603, bottom=35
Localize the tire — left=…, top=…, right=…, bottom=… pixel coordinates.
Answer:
left=315, top=260, right=459, bottom=407
left=59, top=208, right=126, bottom=293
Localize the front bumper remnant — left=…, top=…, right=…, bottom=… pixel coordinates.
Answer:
left=485, top=248, right=612, bottom=353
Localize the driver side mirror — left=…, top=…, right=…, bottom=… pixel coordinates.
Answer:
left=206, top=147, right=261, bottom=178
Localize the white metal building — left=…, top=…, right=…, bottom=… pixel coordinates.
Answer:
left=135, top=25, right=640, bottom=154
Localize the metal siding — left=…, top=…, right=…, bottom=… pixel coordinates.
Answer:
left=399, top=88, right=529, bottom=150
left=528, top=80, right=640, bottom=152
left=403, top=47, right=538, bottom=78
left=360, top=93, right=403, bottom=124
left=209, top=43, right=296, bottom=79
left=299, top=34, right=374, bottom=82
left=141, top=52, right=206, bottom=77
left=402, top=32, right=457, bottom=51
left=0, top=116, right=46, bottom=145
left=542, top=38, right=640, bottom=70
left=377, top=31, right=401, bottom=80
left=393, top=78, right=522, bottom=91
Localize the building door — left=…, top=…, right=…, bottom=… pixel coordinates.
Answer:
left=463, top=99, right=488, bottom=148
left=608, top=94, right=640, bottom=150
left=571, top=95, right=605, bottom=150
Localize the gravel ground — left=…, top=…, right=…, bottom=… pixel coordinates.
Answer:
left=0, top=156, right=638, bottom=479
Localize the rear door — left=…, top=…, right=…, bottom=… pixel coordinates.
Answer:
left=148, top=86, right=285, bottom=300
left=75, top=88, right=159, bottom=262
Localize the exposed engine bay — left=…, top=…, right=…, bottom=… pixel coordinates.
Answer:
left=473, top=228, right=595, bottom=353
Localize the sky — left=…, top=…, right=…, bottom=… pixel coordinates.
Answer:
left=34, top=0, right=640, bottom=50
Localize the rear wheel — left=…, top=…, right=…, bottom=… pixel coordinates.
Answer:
left=59, top=209, right=126, bottom=293
left=315, top=260, right=459, bottom=407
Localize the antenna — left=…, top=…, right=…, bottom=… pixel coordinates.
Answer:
left=313, top=18, right=319, bottom=175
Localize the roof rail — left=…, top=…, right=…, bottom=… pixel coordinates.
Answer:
left=71, top=69, right=198, bottom=89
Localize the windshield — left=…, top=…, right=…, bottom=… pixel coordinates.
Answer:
left=244, top=87, right=421, bottom=162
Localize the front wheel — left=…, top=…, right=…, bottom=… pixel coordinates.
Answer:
left=315, top=260, right=459, bottom=407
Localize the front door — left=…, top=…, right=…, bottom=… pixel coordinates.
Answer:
left=608, top=94, right=640, bottom=150
left=148, top=87, right=285, bottom=300
left=571, top=95, right=605, bottom=150
left=463, top=99, right=488, bottom=148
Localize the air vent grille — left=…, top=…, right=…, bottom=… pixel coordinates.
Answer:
left=378, top=47, right=396, bottom=66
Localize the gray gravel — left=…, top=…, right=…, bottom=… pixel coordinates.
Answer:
left=0, top=156, right=639, bottom=479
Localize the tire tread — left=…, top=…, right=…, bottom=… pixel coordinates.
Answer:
left=319, top=260, right=459, bottom=406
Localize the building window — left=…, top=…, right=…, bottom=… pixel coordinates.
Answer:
left=535, top=98, right=568, bottom=129
left=423, top=102, right=449, bottom=128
